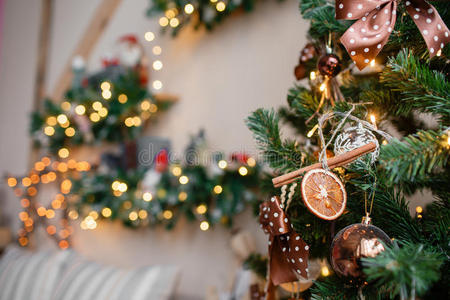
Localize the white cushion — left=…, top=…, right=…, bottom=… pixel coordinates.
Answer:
left=0, top=246, right=179, bottom=300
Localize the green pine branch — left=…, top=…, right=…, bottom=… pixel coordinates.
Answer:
left=362, top=242, right=444, bottom=300
left=246, top=109, right=309, bottom=173
left=380, top=49, right=450, bottom=125
left=378, top=130, right=450, bottom=186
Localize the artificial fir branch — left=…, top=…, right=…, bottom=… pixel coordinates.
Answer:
left=380, top=49, right=450, bottom=125
left=246, top=109, right=309, bottom=173
left=362, top=242, right=444, bottom=300
left=378, top=130, right=450, bottom=186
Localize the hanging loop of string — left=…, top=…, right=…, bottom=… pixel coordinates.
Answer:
left=317, top=106, right=355, bottom=170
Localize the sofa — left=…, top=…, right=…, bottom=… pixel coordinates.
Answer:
left=0, top=246, right=179, bottom=300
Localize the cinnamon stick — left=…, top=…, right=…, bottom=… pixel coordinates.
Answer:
left=272, top=142, right=376, bottom=187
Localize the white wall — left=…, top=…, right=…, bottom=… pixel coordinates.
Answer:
left=0, top=0, right=309, bottom=298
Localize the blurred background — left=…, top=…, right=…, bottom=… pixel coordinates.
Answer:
left=0, top=0, right=309, bottom=298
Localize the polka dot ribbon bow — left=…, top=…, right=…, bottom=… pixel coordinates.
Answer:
left=336, top=0, right=450, bottom=70
left=259, top=196, right=309, bottom=285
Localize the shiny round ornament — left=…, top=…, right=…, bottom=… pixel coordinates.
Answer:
left=294, top=64, right=307, bottom=80
left=334, top=123, right=379, bottom=164
left=330, top=222, right=391, bottom=278
left=318, top=54, right=342, bottom=78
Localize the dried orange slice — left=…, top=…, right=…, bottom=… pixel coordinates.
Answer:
left=301, top=169, right=346, bottom=220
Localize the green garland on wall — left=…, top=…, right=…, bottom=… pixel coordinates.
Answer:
left=30, top=66, right=174, bottom=156
left=147, top=0, right=283, bottom=35
left=68, top=154, right=262, bottom=231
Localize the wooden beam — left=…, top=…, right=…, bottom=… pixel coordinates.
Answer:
left=33, top=0, right=53, bottom=110
left=51, top=0, right=123, bottom=101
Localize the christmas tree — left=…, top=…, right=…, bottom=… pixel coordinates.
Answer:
left=246, top=0, right=449, bottom=299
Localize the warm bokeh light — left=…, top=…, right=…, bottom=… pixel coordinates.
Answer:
left=179, top=175, right=189, bottom=184
left=213, top=185, right=223, bottom=194
left=178, top=191, right=187, bottom=201
left=58, top=148, right=70, bottom=158
left=200, top=221, right=210, bottom=231
left=102, top=207, right=112, bottom=218
left=152, top=80, right=163, bottom=90
left=143, top=192, right=153, bottom=202
left=172, top=166, right=182, bottom=177
left=118, top=94, right=128, bottom=104
left=152, top=46, right=162, bottom=55
left=216, top=1, right=226, bottom=11
left=159, top=17, right=169, bottom=27
left=196, top=204, right=207, bottom=214
left=152, top=60, right=163, bottom=70
left=238, top=166, right=248, bottom=176
left=75, top=105, right=86, bottom=115
left=218, top=160, right=227, bottom=169
left=144, top=31, right=155, bottom=42
left=247, top=157, right=256, bottom=167
left=184, top=3, right=194, bottom=14
left=163, top=210, right=173, bottom=219
left=7, top=177, right=17, bottom=187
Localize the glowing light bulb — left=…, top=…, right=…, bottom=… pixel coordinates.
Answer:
left=102, top=90, right=112, bottom=100
left=46, top=116, right=57, bottom=126
left=218, top=160, right=227, bottom=169
left=178, top=191, right=187, bottom=201
left=75, top=105, right=86, bottom=115
left=144, top=31, right=155, bottom=42
left=319, top=83, right=326, bottom=92
left=200, top=221, right=210, bottom=231
left=179, top=175, right=189, bottom=184
left=184, top=3, right=194, bottom=14
left=321, top=265, right=330, bottom=277
left=92, top=101, right=102, bottom=111
left=65, top=127, right=75, bottom=137
left=44, top=126, right=55, bottom=136
left=159, top=17, right=169, bottom=27
left=152, top=60, right=163, bottom=70
left=118, top=94, right=128, bottom=104
left=196, top=204, right=207, bottom=214
left=163, top=210, right=173, bottom=219
left=247, top=157, right=256, bottom=167
left=310, top=71, right=316, bottom=80
left=90, top=112, right=100, bottom=122
left=7, top=177, right=17, bottom=187
left=152, top=80, right=163, bottom=90
left=57, top=114, right=68, bottom=124
left=216, top=1, right=226, bottom=12
left=415, top=206, right=423, bottom=213
left=61, top=101, right=71, bottom=111
left=172, top=166, right=182, bottom=176
left=152, top=46, right=162, bottom=55
left=169, top=18, right=179, bottom=28
left=129, top=211, right=138, bottom=221
left=213, top=185, right=223, bottom=194
left=238, top=166, right=248, bottom=176
left=370, top=59, right=376, bottom=67
left=58, top=148, right=69, bottom=158
left=138, top=210, right=148, bottom=219
left=100, top=81, right=111, bottom=90
left=143, top=192, right=153, bottom=202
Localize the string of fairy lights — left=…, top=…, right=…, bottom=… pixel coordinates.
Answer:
left=68, top=155, right=261, bottom=232
left=6, top=157, right=91, bottom=248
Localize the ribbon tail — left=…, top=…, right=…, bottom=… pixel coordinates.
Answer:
left=406, top=0, right=450, bottom=57
left=269, top=238, right=298, bottom=285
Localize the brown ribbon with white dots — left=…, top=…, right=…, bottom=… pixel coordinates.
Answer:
left=336, top=0, right=450, bottom=70
left=260, top=196, right=309, bottom=285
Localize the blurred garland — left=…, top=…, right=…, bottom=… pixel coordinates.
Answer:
left=147, top=0, right=284, bottom=35
left=30, top=64, right=174, bottom=156
left=68, top=153, right=263, bottom=230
